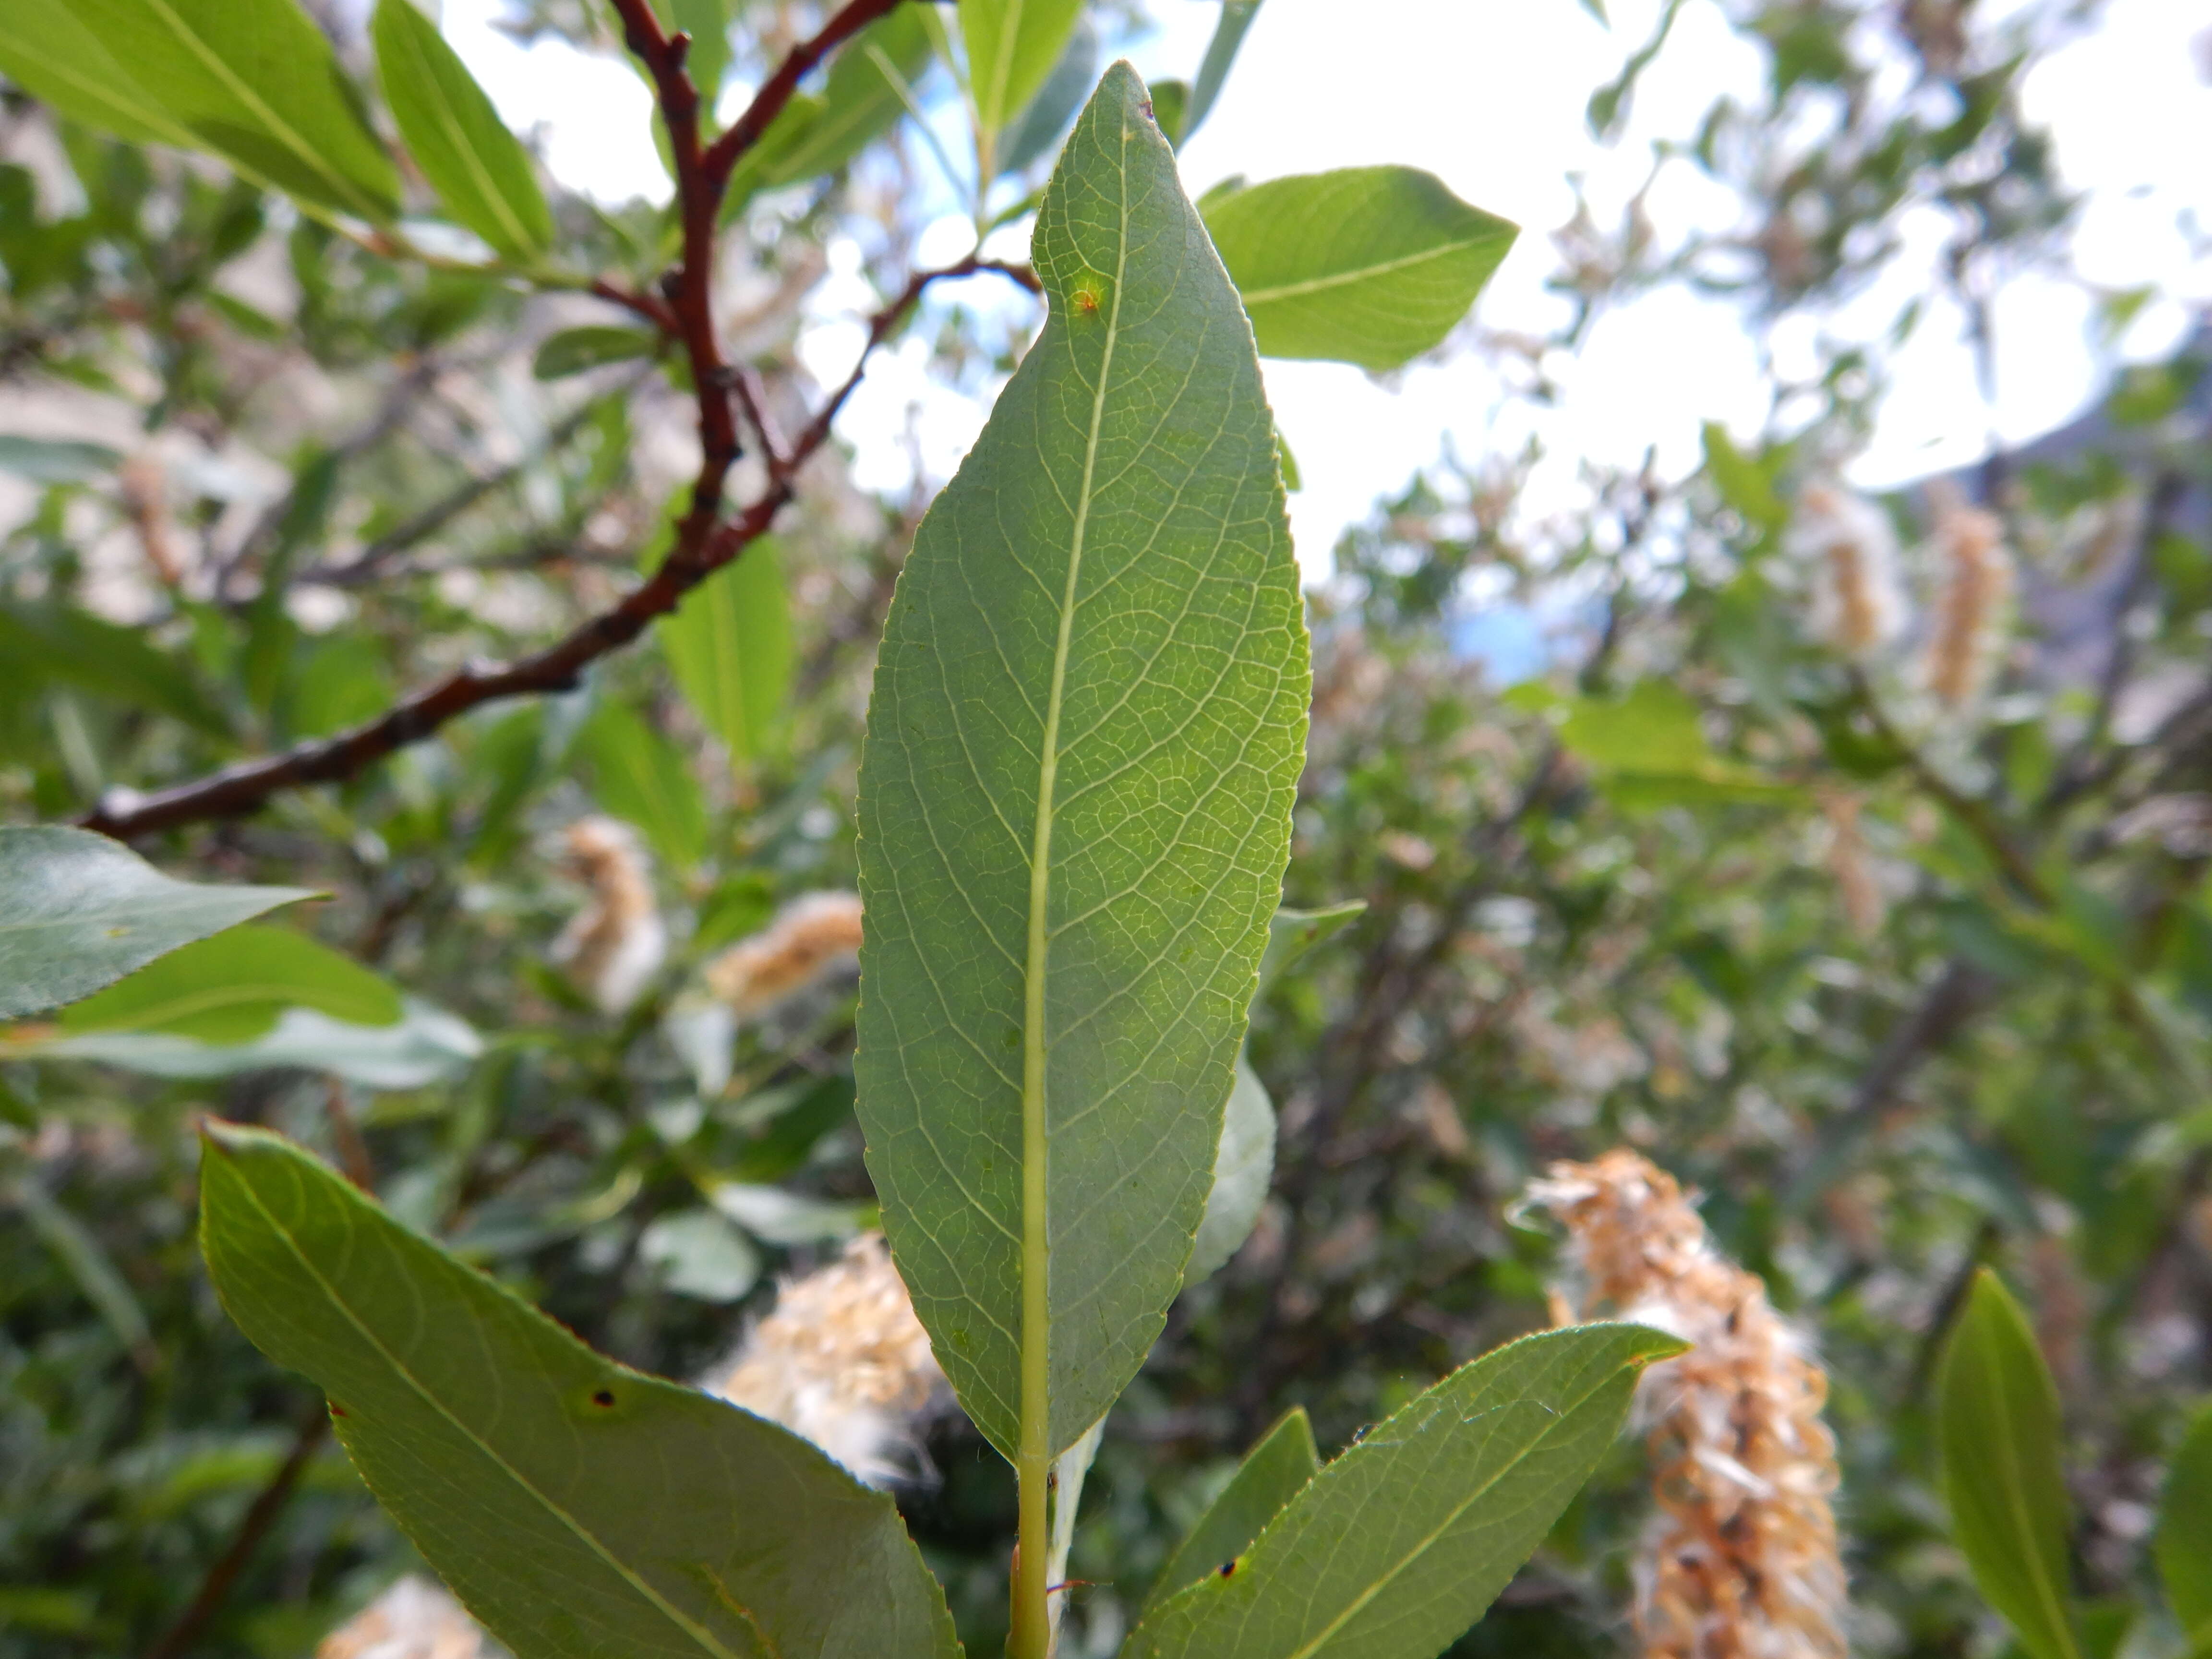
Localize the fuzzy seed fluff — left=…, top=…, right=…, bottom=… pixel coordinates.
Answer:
left=1526, top=1150, right=1846, bottom=1659
left=709, top=1232, right=942, bottom=1485
left=1922, top=502, right=2014, bottom=709
left=1788, top=483, right=1906, bottom=659
left=316, top=1575, right=483, bottom=1659
left=549, top=816, right=666, bottom=1014
left=703, top=890, right=865, bottom=1018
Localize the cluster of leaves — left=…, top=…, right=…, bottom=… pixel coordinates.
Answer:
left=1, top=1, right=2209, bottom=1659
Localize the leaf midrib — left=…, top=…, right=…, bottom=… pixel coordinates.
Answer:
left=1018, top=111, right=1133, bottom=1469
left=390, top=9, right=536, bottom=254
left=1235, top=236, right=1492, bottom=307
left=220, top=1158, right=752, bottom=1659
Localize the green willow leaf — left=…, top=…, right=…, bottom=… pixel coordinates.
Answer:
left=0, top=0, right=200, bottom=149
left=959, top=0, right=1083, bottom=138
left=372, top=0, right=553, bottom=261
left=1184, top=1055, right=1274, bottom=1287
left=197, top=1122, right=959, bottom=1659
left=1149, top=1406, right=1318, bottom=1608
left=2155, top=1403, right=2212, bottom=1639
left=0, top=827, right=314, bottom=1020
left=1202, top=167, right=1517, bottom=371
left=534, top=324, right=659, bottom=380
left=1182, top=0, right=1263, bottom=146
left=1126, top=1324, right=1683, bottom=1659
left=1938, top=1270, right=2083, bottom=1659
left=754, top=11, right=932, bottom=190
left=56, top=925, right=401, bottom=1044
left=581, top=697, right=709, bottom=872
left=855, top=61, right=1309, bottom=1462
left=661, top=540, right=793, bottom=766
left=72, top=0, right=401, bottom=223
left=0, top=434, right=124, bottom=484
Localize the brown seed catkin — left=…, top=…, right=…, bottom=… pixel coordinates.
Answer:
left=1526, top=1150, right=1846, bottom=1659
left=703, top=890, right=865, bottom=1017
left=1923, top=503, right=2013, bottom=709
left=1789, top=483, right=1905, bottom=658
left=549, top=816, right=666, bottom=1014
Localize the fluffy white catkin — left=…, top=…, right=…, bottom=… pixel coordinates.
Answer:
left=703, top=890, right=865, bottom=1018
left=1788, top=483, right=1907, bottom=659
left=548, top=816, right=666, bottom=1015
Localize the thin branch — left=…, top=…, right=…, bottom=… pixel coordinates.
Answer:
left=702, top=0, right=914, bottom=187
left=78, top=259, right=1024, bottom=840
left=143, top=1411, right=330, bottom=1659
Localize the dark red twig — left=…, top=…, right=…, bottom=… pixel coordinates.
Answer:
left=702, top=0, right=913, bottom=186
left=143, top=1412, right=331, bottom=1659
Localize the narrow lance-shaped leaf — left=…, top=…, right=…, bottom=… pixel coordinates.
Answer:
left=1124, top=1323, right=1686, bottom=1659
left=1149, top=1406, right=1319, bottom=1608
left=755, top=11, right=934, bottom=190
left=1937, top=1269, right=2083, bottom=1659
left=373, top=0, right=554, bottom=261
left=0, top=827, right=315, bottom=1020
left=661, top=538, right=794, bottom=767
left=958, top=0, right=1083, bottom=138
left=581, top=697, right=710, bottom=873
left=1182, top=0, right=1264, bottom=146
left=198, top=1122, right=960, bottom=1659
left=0, top=0, right=196, bottom=148
left=71, top=0, right=401, bottom=223
left=1202, top=167, right=1517, bottom=371
left=2156, top=1403, right=2212, bottom=1642
left=55, top=925, right=402, bottom=1044
left=1183, top=1055, right=1274, bottom=1287
left=855, top=61, right=1309, bottom=1461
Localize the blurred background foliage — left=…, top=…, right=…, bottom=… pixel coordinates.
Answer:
left=1, top=0, right=2209, bottom=1656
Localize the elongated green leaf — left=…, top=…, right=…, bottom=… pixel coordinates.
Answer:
left=2157, top=1403, right=2212, bottom=1640
left=197, top=1122, right=960, bottom=1659
left=372, top=0, right=553, bottom=261
left=67, top=0, right=399, bottom=221
left=0, top=0, right=201, bottom=147
left=998, top=19, right=1097, bottom=175
left=1202, top=167, right=1516, bottom=371
left=27, top=997, right=481, bottom=1089
left=0, top=602, right=230, bottom=736
left=661, top=539, right=793, bottom=766
left=534, top=324, right=659, bottom=380
left=1124, top=1323, right=1685, bottom=1659
left=1150, top=1407, right=1318, bottom=1607
left=653, top=0, right=728, bottom=109
left=12, top=1179, right=154, bottom=1357
left=0, top=827, right=314, bottom=1020
left=855, top=62, right=1309, bottom=1462
left=1261, top=901, right=1366, bottom=991
left=754, top=11, right=933, bottom=189
left=57, top=924, right=400, bottom=1044
left=1183, top=0, right=1263, bottom=145
left=959, top=0, right=1083, bottom=138
left=1184, top=1055, right=1274, bottom=1287
left=581, top=698, right=709, bottom=872
left=1938, top=1270, right=2083, bottom=1659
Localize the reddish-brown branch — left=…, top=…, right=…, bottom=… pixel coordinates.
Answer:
left=77, top=258, right=1034, bottom=841
left=703, top=0, right=913, bottom=186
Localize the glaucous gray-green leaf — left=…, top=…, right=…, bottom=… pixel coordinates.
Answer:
left=198, top=1122, right=960, bottom=1659
left=855, top=61, right=1308, bottom=1462
left=1124, top=1323, right=1683, bottom=1659
left=0, top=0, right=197, bottom=148
left=55, top=924, right=401, bottom=1044
left=0, top=827, right=314, bottom=1020
left=72, top=0, right=402, bottom=223
left=1202, top=167, right=1516, bottom=371
left=2162, top=1403, right=2212, bottom=1640
left=1149, top=1406, right=1317, bottom=1607
left=959, top=0, right=1083, bottom=138
left=997, top=17, right=1097, bottom=175
left=661, top=540, right=793, bottom=766
left=0, top=434, right=124, bottom=484
left=1938, top=1270, right=2082, bottom=1659
left=25, top=997, right=481, bottom=1089
left=373, top=0, right=553, bottom=261
left=1184, top=1056, right=1274, bottom=1287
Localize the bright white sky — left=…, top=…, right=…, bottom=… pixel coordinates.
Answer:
left=439, top=0, right=2212, bottom=576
